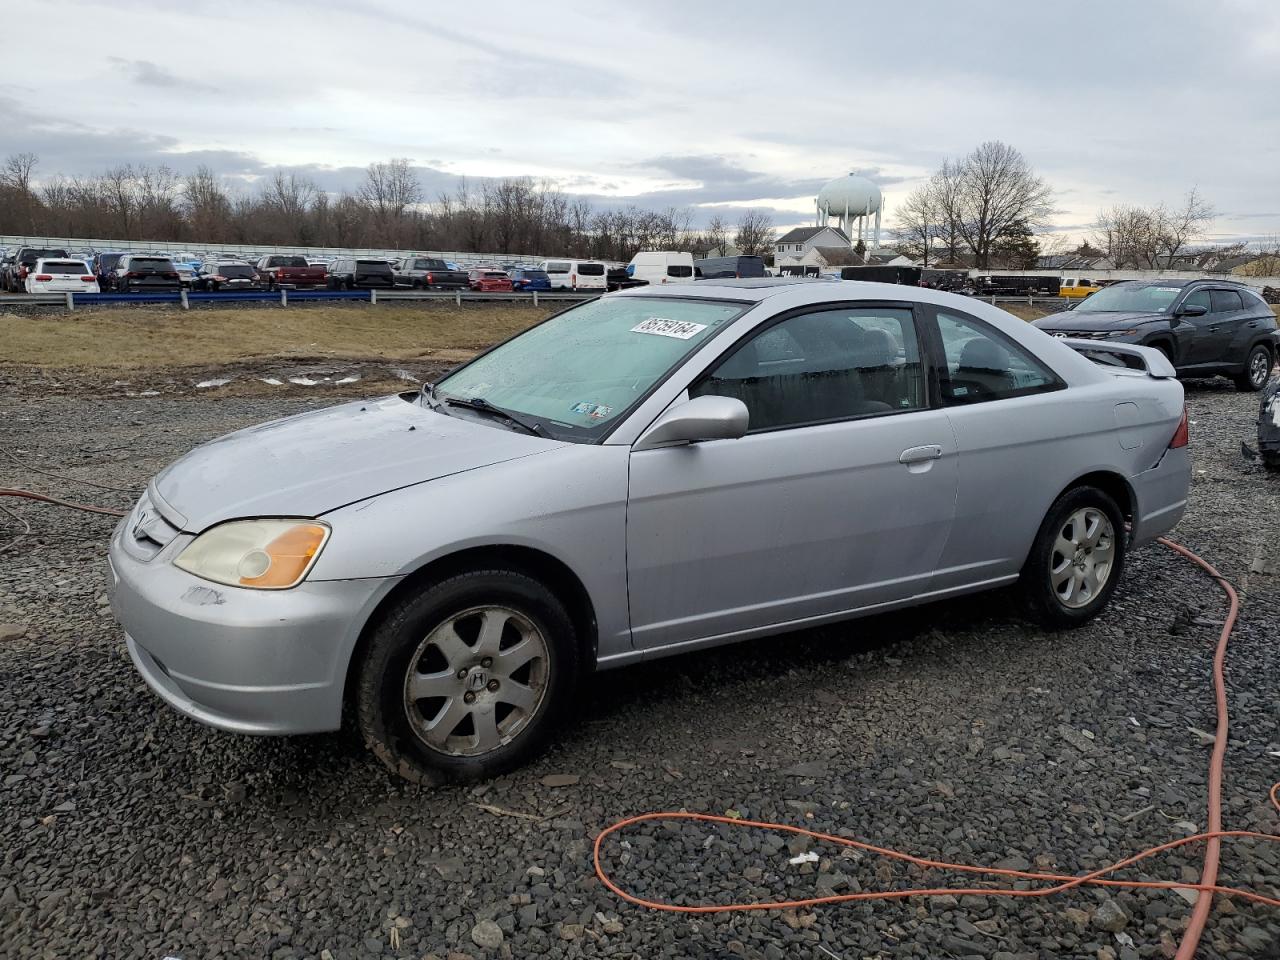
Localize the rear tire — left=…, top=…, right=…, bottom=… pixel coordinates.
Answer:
left=1019, top=485, right=1126, bottom=629
left=355, top=569, right=580, bottom=784
left=1235, top=343, right=1272, bottom=392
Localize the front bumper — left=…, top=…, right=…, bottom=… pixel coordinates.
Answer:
left=107, top=518, right=391, bottom=735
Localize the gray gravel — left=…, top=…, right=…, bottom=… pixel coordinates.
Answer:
left=1, top=379, right=1277, bottom=960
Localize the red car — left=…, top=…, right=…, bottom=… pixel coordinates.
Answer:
left=468, top=268, right=513, bottom=292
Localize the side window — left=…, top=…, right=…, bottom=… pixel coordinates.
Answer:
left=1182, top=289, right=1211, bottom=312
left=1210, top=290, right=1242, bottom=313
left=691, top=307, right=925, bottom=432
left=934, top=310, right=1060, bottom=405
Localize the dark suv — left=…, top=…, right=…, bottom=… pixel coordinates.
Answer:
left=1035, top=279, right=1279, bottom=391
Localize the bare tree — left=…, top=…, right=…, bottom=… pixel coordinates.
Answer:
left=733, top=209, right=775, bottom=257
left=182, top=166, right=233, bottom=242
left=703, top=214, right=729, bottom=256
left=893, top=183, right=941, bottom=265
left=1158, top=187, right=1214, bottom=264
left=953, top=141, right=1053, bottom=269
left=1, top=152, right=41, bottom=232
left=360, top=158, right=422, bottom=247
left=931, top=159, right=966, bottom=263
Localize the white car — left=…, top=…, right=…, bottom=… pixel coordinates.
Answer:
left=25, top=259, right=99, bottom=294
left=626, top=251, right=696, bottom=285
left=537, top=259, right=608, bottom=291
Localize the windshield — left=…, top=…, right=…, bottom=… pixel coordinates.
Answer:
left=435, top=296, right=746, bottom=441
left=1074, top=283, right=1184, bottom=313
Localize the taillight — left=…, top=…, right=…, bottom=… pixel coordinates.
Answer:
left=17, top=266, right=29, bottom=278
left=1169, top=406, right=1189, bottom=449
left=35, top=274, right=52, bottom=282
left=80, top=276, right=95, bottom=282
left=126, top=271, right=141, bottom=279
left=425, top=272, right=433, bottom=283
left=165, top=272, right=178, bottom=280
left=570, top=273, right=577, bottom=284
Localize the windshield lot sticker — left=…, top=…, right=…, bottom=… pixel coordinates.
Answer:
left=571, top=401, right=613, bottom=419
left=631, top=317, right=707, bottom=340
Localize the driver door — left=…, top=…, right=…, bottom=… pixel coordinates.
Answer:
left=625, top=303, right=958, bottom=652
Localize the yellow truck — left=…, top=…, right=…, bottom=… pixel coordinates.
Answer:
left=1059, top=277, right=1102, bottom=299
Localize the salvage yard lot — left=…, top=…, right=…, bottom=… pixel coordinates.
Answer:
left=0, top=306, right=1278, bottom=959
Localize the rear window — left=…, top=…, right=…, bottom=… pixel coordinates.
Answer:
left=270, top=256, right=309, bottom=268
left=357, top=259, right=391, bottom=268
left=577, top=263, right=605, bottom=276
left=422, top=259, right=448, bottom=270
left=24, top=249, right=67, bottom=262
left=220, top=265, right=256, bottom=279
left=42, top=261, right=88, bottom=273
left=483, top=271, right=508, bottom=279
left=131, top=258, right=173, bottom=268
left=545, top=262, right=570, bottom=273
left=524, top=270, right=548, bottom=280
left=667, top=265, right=693, bottom=278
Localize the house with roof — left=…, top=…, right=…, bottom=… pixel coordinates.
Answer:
left=774, top=226, right=852, bottom=262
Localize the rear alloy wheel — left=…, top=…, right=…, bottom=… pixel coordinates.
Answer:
left=356, top=569, right=579, bottom=783
left=1235, top=344, right=1272, bottom=392
left=1020, top=486, right=1125, bottom=628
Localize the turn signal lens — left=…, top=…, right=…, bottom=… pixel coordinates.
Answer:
left=1169, top=406, right=1189, bottom=449
left=174, top=519, right=330, bottom=590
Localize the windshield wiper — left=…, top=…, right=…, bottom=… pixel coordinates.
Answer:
left=443, top=396, right=545, bottom=437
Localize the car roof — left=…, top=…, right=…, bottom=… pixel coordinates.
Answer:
left=613, top=277, right=837, bottom=302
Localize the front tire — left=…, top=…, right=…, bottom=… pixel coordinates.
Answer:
left=1235, top=343, right=1272, bottom=392
left=1019, top=485, right=1126, bottom=629
left=355, top=569, right=579, bottom=784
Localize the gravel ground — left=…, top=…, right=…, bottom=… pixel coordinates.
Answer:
left=1, top=379, right=1277, bottom=960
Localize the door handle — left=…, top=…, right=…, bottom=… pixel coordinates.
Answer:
left=1248, top=321, right=1260, bottom=328
left=899, top=444, right=943, bottom=465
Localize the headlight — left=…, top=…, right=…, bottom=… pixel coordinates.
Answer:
left=174, top=519, right=330, bottom=589
left=1105, top=329, right=1141, bottom=338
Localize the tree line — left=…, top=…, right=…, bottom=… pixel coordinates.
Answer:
left=0, top=154, right=777, bottom=260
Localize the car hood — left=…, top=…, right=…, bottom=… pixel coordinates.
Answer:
left=1034, top=310, right=1171, bottom=332
left=153, top=394, right=555, bottom=531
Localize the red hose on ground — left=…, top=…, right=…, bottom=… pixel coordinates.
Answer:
left=0, top=488, right=128, bottom=517
left=594, top=537, right=1279, bottom=958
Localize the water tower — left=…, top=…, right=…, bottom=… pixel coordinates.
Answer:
left=815, top=173, right=883, bottom=248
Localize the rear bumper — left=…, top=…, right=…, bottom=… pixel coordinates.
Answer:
left=1129, top=446, right=1191, bottom=546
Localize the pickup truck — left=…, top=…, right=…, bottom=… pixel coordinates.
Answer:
left=392, top=256, right=469, bottom=290
left=254, top=255, right=327, bottom=290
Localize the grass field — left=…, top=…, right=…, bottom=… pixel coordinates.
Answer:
left=0, top=302, right=554, bottom=372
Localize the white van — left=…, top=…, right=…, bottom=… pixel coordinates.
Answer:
left=626, top=251, right=696, bottom=285
left=538, top=259, right=608, bottom=291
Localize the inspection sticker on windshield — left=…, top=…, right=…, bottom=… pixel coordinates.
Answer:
left=631, top=317, right=707, bottom=340
left=570, top=401, right=612, bottom=419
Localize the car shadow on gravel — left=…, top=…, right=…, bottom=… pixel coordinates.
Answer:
left=581, top=587, right=1026, bottom=722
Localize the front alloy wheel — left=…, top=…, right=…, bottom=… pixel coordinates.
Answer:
left=403, top=605, right=549, bottom=757
left=356, top=569, right=579, bottom=783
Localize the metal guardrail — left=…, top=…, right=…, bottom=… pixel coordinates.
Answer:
left=1, top=288, right=597, bottom=310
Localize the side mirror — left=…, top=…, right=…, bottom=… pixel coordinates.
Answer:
left=634, top=395, right=749, bottom=450
left=1177, top=303, right=1208, bottom=317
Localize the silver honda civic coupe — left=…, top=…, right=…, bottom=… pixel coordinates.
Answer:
left=108, top=279, right=1190, bottom=782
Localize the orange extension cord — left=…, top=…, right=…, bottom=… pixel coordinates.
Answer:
left=3, top=488, right=1277, bottom=953
left=594, top=538, right=1279, bottom=960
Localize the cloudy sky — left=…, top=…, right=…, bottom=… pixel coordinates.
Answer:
left=4, top=0, right=1279, bottom=246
